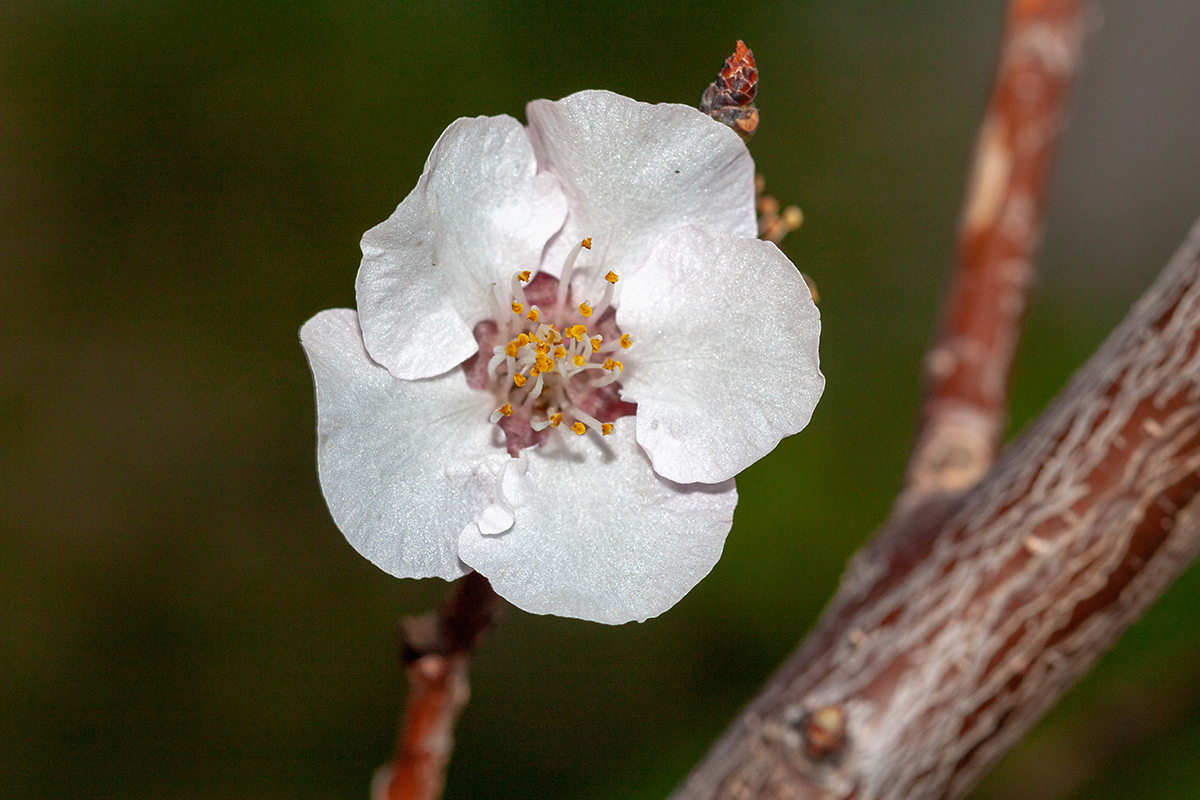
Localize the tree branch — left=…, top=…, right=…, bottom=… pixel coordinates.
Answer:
left=372, top=572, right=503, bottom=800
left=670, top=218, right=1200, bottom=800
left=669, top=0, right=1200, bottom=796
left=904, top=0, right=1088, bottom=504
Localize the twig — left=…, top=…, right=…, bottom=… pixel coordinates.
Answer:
left=372, top=572, right=503, bottom=800
left=670, top=215, right=1200, bottom=799
left=904, top=0, right=1089, bottom=505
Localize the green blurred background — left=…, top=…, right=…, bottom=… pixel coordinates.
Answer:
left=3, top=1, right=1199, bottom=798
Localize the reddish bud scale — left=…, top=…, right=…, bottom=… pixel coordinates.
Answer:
left=700, top=40, right=760, bottom=140
left=717, top=40, right=758, bottom=106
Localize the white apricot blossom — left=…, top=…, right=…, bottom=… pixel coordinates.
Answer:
left=301, top=90, right=823, bottom=624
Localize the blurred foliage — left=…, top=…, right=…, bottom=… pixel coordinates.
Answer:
left=2, top=1, right=1199, bottom=798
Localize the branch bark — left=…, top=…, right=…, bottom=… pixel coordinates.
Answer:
left=674, top=205, right=1200, bottom=799
left=669, top=210, right=1200, bottom=800
left=372, top=572, right=503, bottom=800
left=905, top=0, right=1088, bottom=503
left=669, top=1, right=1200, bottom=797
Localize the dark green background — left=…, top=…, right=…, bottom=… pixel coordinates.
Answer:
left=3, top=2, right=1199, bottom=798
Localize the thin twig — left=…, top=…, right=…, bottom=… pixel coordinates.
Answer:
left=903, top=0, right=1089, bottom=506
left=372, top=572, right=503, bottom=800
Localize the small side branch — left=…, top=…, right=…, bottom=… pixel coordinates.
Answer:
left=904, top=0, right=1089, bottom=504
left=373, top=572, right=503, bottom=800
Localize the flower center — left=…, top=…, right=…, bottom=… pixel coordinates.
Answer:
left=464, top=238, right=637, bottom=456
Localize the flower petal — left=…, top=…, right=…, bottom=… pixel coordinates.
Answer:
left=526, top=90, right=757, bottom=281
left=617, top=227, right=824, bottom=484
left=300, top=309, right=506, bottom=580
left=357, top=115, right=567, bottom=379
left=457, top=425, right=737, bottom=624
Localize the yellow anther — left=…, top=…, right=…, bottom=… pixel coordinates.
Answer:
left=581, top=237, right=592, bottom=249
left=535, top=353, right=554, bottom=373
left=572, top=355, right=585, bottom=367
left=505, top=340, right=519, bottom=358
left=518, top=270, right=531, bottom=282
left=619, top=333, right=632, bottom=349
left=513, top=374, right=527, bottom=387
left=526, top=307, right=540, bottom=322
left=601, top=423, right=614, bottom=436
left=603, top=358, right=624, bottom=373
left=570, top=421, right=587, bottom=435
left=578, top=301, right=593, bottom=317
left=530, top=367, right=540, bottom=377
left=605, top=271, right=619, bottom=284
left=498, top=404, right=514, bottom=417
left=566, top=324, right=587, bottom=341
left=549, top=413, right=562, bottom=427
left=590, top=336, right=602, bottom=352
left=511, top=301, right=524, bottom=315
left=553, top=346, right=566, bottom=359
left=536, top=340, right=550, bottom=355
left=516, top=334, right=530, bottom=347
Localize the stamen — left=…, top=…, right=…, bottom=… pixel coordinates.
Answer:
left=590, top=277, right=616, bottom=318
left=510, top=272, right=528, bottom=307
left=487, top=351, right=506, bottom=376
left=557, top=238, right=592, bottom=307
left=492, top=283, right=508, bottom=318
left=591, top=370, right=621, bottom=388
left=480, top=232, right=634, bottom=447
left=573, top=409, right=604, bottom=432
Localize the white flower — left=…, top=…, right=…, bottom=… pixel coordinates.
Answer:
left=300, top=90, right=823, bottom=624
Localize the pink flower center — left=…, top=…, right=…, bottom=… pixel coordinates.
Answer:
left=462, top=238, right=637, bottom=456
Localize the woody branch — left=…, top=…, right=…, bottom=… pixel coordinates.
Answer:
left=670, top=0, right=1200, bottom=797
left=672, top=220, right=1200, bottom=799
left=373, top=573, right=502, bottom=800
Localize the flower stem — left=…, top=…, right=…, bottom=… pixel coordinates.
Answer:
left=373, top=572, right=504, bottom=800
